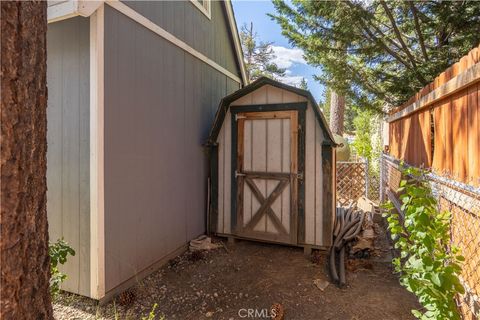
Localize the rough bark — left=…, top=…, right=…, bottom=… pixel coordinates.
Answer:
left=329, top=89, right=345, bottom=136
left=1, top=1, right=52, bottom=319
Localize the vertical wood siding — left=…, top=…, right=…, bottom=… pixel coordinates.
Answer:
left=46, top=17, right=91, bottom=296
left=216, top=85, right=326, bottom=246
left=103, top=6, right=241, bottom=293
left=240, top=117, right=291, bottom=234
left=388, top=45, right=480, bottom=184
left=122, top=0, right=239, bottom=76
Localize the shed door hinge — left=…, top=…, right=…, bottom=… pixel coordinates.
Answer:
left=235, top=114, right=247, bottom=121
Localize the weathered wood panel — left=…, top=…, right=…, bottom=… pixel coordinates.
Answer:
left=239, top=117, right=290, bottom=234
left=223, top=108, right=232, bottom=234
left=46, top=17, right=90, bottom=296
left=305, top=102, right=316, bottom=244
left=216, top=85, right=328, bottom=246
left=281, top=118, right=291, bottom=231
left=103, top=6, right=240, bottom=293
left=314, top=120, right=324, bottom=244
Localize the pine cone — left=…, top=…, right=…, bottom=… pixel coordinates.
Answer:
left=188, top=250, right=205, bottom=262
left=117, top=289, right=136, bottom=306
left=271, top=303, right=285, bottom=320
left=310, top=251, right=323, bottom=264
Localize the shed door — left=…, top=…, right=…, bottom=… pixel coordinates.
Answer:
left=234, top=110, right=299, bottom=244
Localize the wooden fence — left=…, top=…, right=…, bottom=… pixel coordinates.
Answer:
left=385, top=44, right=480, bottom=318
left=336, top=161, right=367, bottom=206
left=388, top=44, right=480, bottom=185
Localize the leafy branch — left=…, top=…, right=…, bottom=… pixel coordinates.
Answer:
left=49, top=238, right=75, bottom=296
left=383, top=167, right=464, bottom=320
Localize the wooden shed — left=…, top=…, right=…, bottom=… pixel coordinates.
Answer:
left=207, top=77, right=337, bottom=249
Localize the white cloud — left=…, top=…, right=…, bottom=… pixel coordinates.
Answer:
left=271, top=46, right=306, bottom=69
left=278, top=75, right=305, bottom=87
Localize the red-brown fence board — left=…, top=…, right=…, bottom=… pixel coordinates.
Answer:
left=467, top=84, right=480, bottom=185
left=390, top=44, right=480, bottom=115
left=452, top=90, right=469, bottom=182
left=386, top=45, right=480, bottom=319
left=388, top=45, right=480, bottom=183
left=432, top=101, right=448, bottom=172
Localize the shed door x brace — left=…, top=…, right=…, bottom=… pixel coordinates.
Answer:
left=230, top=104, right=306, bottom=244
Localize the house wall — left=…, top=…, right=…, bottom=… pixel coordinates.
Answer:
left=46, top=17, right=91, bottom=296
left=215, top=85, right=327, bottom=246
left=103, top=4, right=241, bottom=293
left=122, top=0, right=239, bottom=76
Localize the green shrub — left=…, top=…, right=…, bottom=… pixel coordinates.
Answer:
left=383, top=167, right=464, bottom=320
left=49, top=238, right=75, bottom=296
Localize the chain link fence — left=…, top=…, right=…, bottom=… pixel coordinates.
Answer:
left=381, top=153, right=480, bottom=319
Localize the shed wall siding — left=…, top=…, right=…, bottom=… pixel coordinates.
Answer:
left=121, top=0, right=239, bottom=76
left=103, top=6, right=241, bottom=293
left=46, top=17, right=91, bottom=296
left=216, top=85, right=326, bottom=246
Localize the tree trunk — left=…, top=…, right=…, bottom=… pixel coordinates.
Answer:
left=1, top=2, right=52, bottom=319
left=329, top=89, right=345, bottom=136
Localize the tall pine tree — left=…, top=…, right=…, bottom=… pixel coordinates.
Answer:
left=240, top=22, right=286, bottom=82
left=1, top=1, right=52, bottom=318
left=270, top=0, right=480, bottom=110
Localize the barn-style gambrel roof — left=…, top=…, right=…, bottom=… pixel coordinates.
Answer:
left=208, top=77, right=337, bottom=146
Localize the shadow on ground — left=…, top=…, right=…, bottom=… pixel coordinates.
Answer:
left=54, top=236, right=419, bottom=320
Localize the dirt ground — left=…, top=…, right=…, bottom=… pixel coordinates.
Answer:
left=54, top=230, right=419, bottom=320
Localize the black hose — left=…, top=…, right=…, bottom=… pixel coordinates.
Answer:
left=339, top=246, right=346, bottom=286
left=345, top=206, right=353, bottom=223
left=339, top=208, right=345, bottom=233
left=344, top=212, right=365, bottom=241
left=329, top=246, right=339, bottom=283
left=333, top=216, right=360, bottom=249
left=334, top=209, right=342, bottom=237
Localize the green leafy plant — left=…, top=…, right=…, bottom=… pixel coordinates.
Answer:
left=383, top=166, right=464, bottom=320
left=352, top=108, right=374, bottom=160
left=142, top=303, right=165, bottom=320
left=49, top=238, right=75, bottom=296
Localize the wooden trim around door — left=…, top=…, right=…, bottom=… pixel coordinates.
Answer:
left=230, top=102, right=307, bottom=243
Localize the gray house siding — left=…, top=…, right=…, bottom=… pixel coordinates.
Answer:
left=103, top=5, right=241, bottom=292
left=122, top=0, right=239, bottom=76
left=46, top=17, right=91, bottom=296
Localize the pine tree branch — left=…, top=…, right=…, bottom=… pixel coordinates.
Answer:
left=358, top=19, right=411, bottom=70
left=379, top=3, right=417, bottom=67
left=380, top=1, right=427, bottom=84
left=408, top=1, right=429, bottom=62
left=344, top=1, right=412, bottom=67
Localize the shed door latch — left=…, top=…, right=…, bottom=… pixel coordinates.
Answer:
left=235, top=170, right=246, bottom=178
left=295, top=172, right=304, bottom=180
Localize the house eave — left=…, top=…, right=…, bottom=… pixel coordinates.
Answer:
left=48, top=0, right=104, bottom=23
left=223, top=0, right=248, bottom=86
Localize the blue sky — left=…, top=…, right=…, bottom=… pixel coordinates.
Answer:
left=232, top=0, right=325, bottom=103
